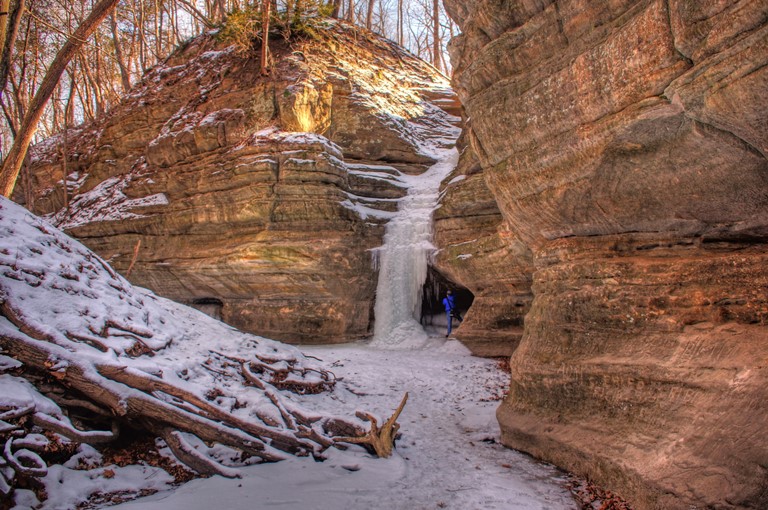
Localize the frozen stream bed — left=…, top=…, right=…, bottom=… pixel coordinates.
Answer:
left=112, top=338, right=577, bottom=510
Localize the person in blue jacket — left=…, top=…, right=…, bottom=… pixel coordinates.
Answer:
left=442, top=290, right=463, bottom=337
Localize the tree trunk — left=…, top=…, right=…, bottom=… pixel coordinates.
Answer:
left=330, top=0, right=341, bottom=18
left=260, top=0, right=271, bottom=75
left=92, top=27, right=105, bottom=117
left=169, top=0, right=180, bottom=47
left=110, top=13, right=132, bottom=92
left=397, top=0, right=403, bottom=46
left=215, top=0, right=226, bottom=22
left=294, top=0, right=303, bottom=21
left=1, top=97, right=16, bottom=139
left=60, top=122, right=68, bottom=211
left=71, top=73, right=94, bottom=121
left=51, top=85, right=60, bottom=134
left=60, top=73, right=76, bottom=212
left=365, top=0, right=374, bottom=30
left=137, top=0, right=147, bottom=71
left=154, top=0, right=162, bottom=57
left=345, top=0, right=353, bottom=22
left=0, top=0, right=26, bottom=114
left=0, top=0, right=120, bottom=198
left=431, top=0, right=441, bottom=72
left=0, top=0, right=11, bottom=62
left=79, top=54, right=104, bottom=118
left=285, top=0, right=292, bottom=26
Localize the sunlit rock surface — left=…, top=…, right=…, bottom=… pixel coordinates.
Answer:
left=21, top=21, right=459, bottom=344
left=443, top=0, right=768, bottom=508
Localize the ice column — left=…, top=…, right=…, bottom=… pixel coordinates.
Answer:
left=371, top=148, right=458, bottom=348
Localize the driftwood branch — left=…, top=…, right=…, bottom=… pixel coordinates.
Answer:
left=124, top=239, right=141, bottom=278
left=334, top=392, right=409, bottom=458
left=159, top=428, right=241, bottom=478
left=4, top=436, right=47, bottom=476
left=32, top=413, right=118, bottom=444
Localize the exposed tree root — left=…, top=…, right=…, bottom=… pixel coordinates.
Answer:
left=0, top=278, right=395, bottom=492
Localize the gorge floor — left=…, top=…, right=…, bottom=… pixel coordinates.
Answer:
left=109, top=338, right=579, bottom=510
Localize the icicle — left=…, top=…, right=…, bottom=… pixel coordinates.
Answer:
left=369, top=246, right=381, bottom=272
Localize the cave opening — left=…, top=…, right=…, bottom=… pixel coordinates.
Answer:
left=190, top=297, right=224, bottom=321
left=420, top=266, right=474, bottom=335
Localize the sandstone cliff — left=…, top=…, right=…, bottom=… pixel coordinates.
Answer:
left=442, top=0, right=767, bottom=508
left=21, top=20, right=459, bottom=344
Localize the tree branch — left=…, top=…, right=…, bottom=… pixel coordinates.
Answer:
left=0, top=0, right=120, bottom=197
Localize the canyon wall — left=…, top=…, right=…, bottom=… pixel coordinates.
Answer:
left=442, top=0, right=768, bottom=508
left=21, top=22, right=459, bottom=344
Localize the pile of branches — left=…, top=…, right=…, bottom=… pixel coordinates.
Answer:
left=0, top=198, right=404, bottom=502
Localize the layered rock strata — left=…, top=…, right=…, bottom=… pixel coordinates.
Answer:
left=443, top=0, right=768, bottom=508
left=21, top=21, right=459, bottom=343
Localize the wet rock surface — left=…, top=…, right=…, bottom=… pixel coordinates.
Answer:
left=442, top=0, right=768, bottom=508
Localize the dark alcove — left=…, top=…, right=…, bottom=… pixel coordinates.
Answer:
left=420, top=267, right=474, bottom=334
left=190, top=297, right=224, bottom=321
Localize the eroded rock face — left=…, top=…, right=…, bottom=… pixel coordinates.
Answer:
left=21, top=21, right=459, bottom=344
left=443, top=0, right=768, bottom=508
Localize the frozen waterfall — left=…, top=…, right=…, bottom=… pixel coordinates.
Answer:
left=370, top=148, right=459, bottom=348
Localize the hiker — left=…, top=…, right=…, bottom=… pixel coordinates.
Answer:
left=442, top=290, right=463, bottom=337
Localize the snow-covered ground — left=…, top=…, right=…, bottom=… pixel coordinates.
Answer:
left=109, top=340, right=578, bottom=510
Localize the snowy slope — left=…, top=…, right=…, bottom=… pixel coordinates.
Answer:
left=0, top=197, right=346, bottom=507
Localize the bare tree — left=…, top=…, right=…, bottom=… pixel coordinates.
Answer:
left=431, top=0, right=440, bottom=72
left=0, top=0, right=120, bottom=197
left=178, top=0, right=216, bottom=29
left=0, top=0, right=24, bottom=139
left=261, top=0, right=271, bottom=75
left=365, top=0, right=374, bottom=30
left=345, top=0, right=354, bottom=21
left=110, top=12, right=131, bottom=93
